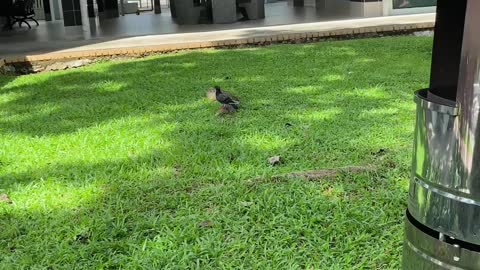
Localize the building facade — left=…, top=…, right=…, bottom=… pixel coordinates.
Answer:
left=36, top=0, right=436, bottom=27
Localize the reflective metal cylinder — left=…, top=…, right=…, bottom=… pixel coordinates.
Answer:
left=402, top=0, right=480, bottom=268
left=404, top=211, right=480, bottom=269
left=404, top=89, right=480, bottom=269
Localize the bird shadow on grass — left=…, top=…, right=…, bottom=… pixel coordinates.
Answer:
left=0, top=37, right=431, bottom=268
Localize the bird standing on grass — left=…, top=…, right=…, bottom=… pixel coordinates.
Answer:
left=215, top=86, right=239, bottom=110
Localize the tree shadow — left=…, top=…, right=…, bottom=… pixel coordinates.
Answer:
left=1, top=37, right=429, bottom=136
left=0, top=74, right=15, bottom=89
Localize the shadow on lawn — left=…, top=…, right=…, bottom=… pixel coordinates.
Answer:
left=0, top=43, right=417, bottom=187
left=0, top=74, right=15, bottom=90
left=0, top=39, right=430, bottom=268
left=0, top=41, right=420, bottom=136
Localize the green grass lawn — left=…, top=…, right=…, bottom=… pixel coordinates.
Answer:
left=0, top=36, right=432, bottom=269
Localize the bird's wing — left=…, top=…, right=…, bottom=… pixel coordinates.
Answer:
left=218, top=93, right=234, bottom=104
left=224, top=91, right=239, bottom=101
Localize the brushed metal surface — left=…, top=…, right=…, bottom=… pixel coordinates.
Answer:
left=409, top=89, right=480, bottom=245
left=404, top=212, right=480, bottom=270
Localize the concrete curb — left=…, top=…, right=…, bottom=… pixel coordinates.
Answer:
left=3, top=21, right=434, bottom=64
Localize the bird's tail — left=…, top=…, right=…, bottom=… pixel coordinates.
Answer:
left=229, top=100, right=240, bottom=109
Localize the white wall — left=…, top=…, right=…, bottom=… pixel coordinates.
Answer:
left=382, top=0, right=436, bottom=16
left=349, top=1, right=383, bottom=17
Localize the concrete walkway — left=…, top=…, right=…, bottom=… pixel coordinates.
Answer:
left=1, top=13, right=435, bottom=64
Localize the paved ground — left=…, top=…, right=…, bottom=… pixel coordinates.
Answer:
left=0, top=2, right=356, bottom=57
left=0, top=12, right=435, bottom=63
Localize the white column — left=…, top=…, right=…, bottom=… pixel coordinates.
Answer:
left=58, top=0, right=64, bottom=19
left=49, top=0, right=56, bottom=20
left=79, top=0, right=91, bottom=38
left=383, top=0, right=392, bottom=16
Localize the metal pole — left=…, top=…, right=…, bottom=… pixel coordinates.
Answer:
left=428, top=0, right=466, bottom=101
left=403, top=0, right=480, bottom=269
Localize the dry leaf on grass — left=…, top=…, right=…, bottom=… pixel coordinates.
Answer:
left=268, top=156, right=282, bottom=166
left=0, top=194, right=12, bottom=204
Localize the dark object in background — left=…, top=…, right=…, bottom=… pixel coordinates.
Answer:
left=154, top=0, right=161, bottom=13
left=198, top=0, right=213, bottom=24
left=0, top=0, right=14, bottom=30
left=236, top=0, right=249, bottom=20
left=42, top=0, right=52, bottom=21
left=11, top=0, right=39, bottom=29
